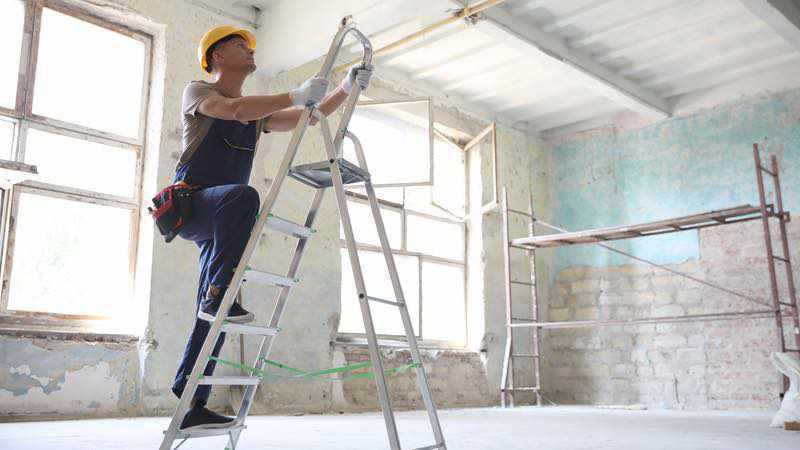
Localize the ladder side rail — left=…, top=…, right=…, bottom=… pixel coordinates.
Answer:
left=232, top=188, right=325, bottom=421
left=770, top=155, right=800, bottom=351
left=230, top=28, right=374, bottom=447
left=319, top=114, right=402, bottom=450
left=753, top=144, right=788, bottom=395
left=347, top=131, right=447, bottom=448
left=500, top=187, right=515, bottom=407
left=528, top=194, right=542, bottom=406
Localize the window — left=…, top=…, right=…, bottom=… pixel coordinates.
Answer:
left=339, top=99, right=467, bottom=345
left=0, top=1, right=150, bottom=333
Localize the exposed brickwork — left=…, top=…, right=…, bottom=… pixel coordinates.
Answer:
left=338, top=346, right=494, bottom=411
left=542, top=220, right=798, bottom=409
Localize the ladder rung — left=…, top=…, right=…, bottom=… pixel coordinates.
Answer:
left=265, top=213, right=315, bottom=238
left=244, top=269, right=298, bottom=288
left=198, top=376, right=261, bottom=386
left=511, top=317, right=534, bottom=322
left=760, top=166, right=776, bottom=177
left=501, top=386, right=540, bottom=391
left=222, top=322, right=280, bottom=336
left=512, top=354, right=539, bottom=358
left=413, top=444, right=445, bottom=450
left=772, top=255, right=790, bottom=263
left=367, top=295, right=404, bottom=306
left=510, top=280, right=535, bottom=286
left=173, top=424, right=246, bottom=439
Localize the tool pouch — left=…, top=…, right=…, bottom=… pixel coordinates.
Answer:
left=148, top=182, right=196, bottom=243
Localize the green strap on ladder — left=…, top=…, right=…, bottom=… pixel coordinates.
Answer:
left=209, top=355, right=420, bottom=382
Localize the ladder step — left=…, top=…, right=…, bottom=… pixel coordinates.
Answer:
left=512, top=354, right=539, bottom=358
left=413, top=444, right=445, bottom=450
left=265, top=213, right=315, bottom=238
left=501, top=386, right=540, bottom=392
left=367, top=295, right=404, bottom=306
left=198, top=376, right=261, bottom=386
left=760, top=166, right=776, bottom=177
left=772, top=255, right=790, bottom=263
left=244, top=269, right=298, bottom=288
left=172, top=423, right=246, bottom=440
left=289, top=158, right=369, bottom=188
left=510, top=280, right=535, bottom=286
left=222, top=322, right=280, bottom=336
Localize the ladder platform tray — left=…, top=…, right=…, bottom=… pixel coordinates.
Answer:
left=289, top=158, right=369, bottom=188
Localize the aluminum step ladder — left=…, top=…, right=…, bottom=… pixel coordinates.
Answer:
left=160, top=18, right=447, bottom=450
left=499, top=187, right=542, bottom=407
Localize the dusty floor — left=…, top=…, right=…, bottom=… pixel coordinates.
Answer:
left=0, top=406, right=797, bottom=449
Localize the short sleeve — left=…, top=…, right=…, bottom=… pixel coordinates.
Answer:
left=182, top=81, right=217, bottom=117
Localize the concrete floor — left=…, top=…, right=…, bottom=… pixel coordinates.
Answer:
left=0, top=406, right=797, bottom=450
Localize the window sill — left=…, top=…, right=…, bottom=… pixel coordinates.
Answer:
left=0, top=312, right=139, bottom=343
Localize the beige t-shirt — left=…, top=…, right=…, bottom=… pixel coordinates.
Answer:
left=177, top=81, right=266, bottom=167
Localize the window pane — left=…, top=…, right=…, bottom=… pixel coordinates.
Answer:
left=341, top=200, right=401, bottom=249
left=33, top=8, right=145, bottom=138
left=0, top=0, right=25, bottom=108
left=407, top=214, right=464, bottom=261
left=0, top=119, right=15, bottom=160
left=344, top=101, right=431, bottom=185
left=421, top=262, right=465, bottom=343
left=25, top=128, right=137, bottom=197
left=340, top=249, right=420, bottom=336
left=432, top=137, right=466, bottom=217
left=7, top=193, right=133, bottom=317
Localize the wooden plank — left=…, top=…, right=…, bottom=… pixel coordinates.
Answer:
left=514, top=205, right=768, bottom=248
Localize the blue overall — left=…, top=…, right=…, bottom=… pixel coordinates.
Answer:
left=170, top=117, right=261, bottom=405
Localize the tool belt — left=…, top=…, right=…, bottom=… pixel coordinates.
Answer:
left=148, top=181, right=197, bottom=243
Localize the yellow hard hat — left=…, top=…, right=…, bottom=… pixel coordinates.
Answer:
left=198, top=25, right=256, bottom=73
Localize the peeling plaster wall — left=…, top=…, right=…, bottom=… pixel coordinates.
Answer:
left=543, top=88, right=800, bottom=409
left=0, top=336, right=139, bottom=418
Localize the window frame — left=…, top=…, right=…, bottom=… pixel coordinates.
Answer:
left=338, top=106, right=470, bottom=347
left=0, top=0, right=152, bottom=330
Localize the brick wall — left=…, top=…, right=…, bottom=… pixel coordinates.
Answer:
left=336, top=346, right=494, bottom=412
left=541, top=219, right=797, bottom=409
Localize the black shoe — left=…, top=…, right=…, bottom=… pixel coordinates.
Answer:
left=198, top=299, right=254, bottom=324
left=180, top=405, right=235, bottom=430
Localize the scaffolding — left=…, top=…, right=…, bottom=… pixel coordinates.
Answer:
left=499, top=143, right=800, bottom=407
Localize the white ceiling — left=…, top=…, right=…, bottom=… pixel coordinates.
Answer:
left=231, top=0, right=800, bottom=137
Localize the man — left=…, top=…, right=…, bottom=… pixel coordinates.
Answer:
left=171, top=25, right=372, bottom=430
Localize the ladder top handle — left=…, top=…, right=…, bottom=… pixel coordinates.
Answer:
left=317, top=17, right=373, bottom=81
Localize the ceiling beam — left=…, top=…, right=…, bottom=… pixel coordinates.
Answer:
left=450, top=1, right=670, bottom=120
left=739, top=0, right=800, bottom=51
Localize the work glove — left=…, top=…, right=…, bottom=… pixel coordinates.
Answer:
left=289, top=76, right=330, bottom=107
left=341, top=64, right=374, bottom=94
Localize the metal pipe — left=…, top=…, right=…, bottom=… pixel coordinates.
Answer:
left=335, top=0, right=508, bottom=73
